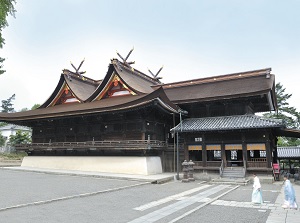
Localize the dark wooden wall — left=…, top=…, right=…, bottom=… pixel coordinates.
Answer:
left=31, top=106, right=174, bottom=143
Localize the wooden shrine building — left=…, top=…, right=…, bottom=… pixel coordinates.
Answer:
left=1, top=54, right=300, bottom=176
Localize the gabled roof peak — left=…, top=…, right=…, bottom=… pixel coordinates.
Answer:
left=111, top=58, right=161, bottom=85
left=62, top=69, right=98, bottom=85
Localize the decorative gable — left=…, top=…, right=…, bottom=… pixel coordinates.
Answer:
left=95, top=74, right=136, bottom=100
left=50, top=83, right=80, bottom=106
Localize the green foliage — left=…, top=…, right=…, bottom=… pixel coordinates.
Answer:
left=0, top=0, right=16, bottom=75
left=264, top=82, right=300, bottom=146
left=8, top=130, right=31, bottom=146
left=0, top=122, right=7, bottom=127
left=0, top=57, right=5, bottom=75
left=0, top=0, right=16, bottom=47
left=1, top=93, right=15, bottom=112
left=0, top=132, right=6, bottom=146
left=31, top=104, right=40, bottom=110
left=19, top=107, right=28, bottom=112
left=0, top=151, right=27, bottom=160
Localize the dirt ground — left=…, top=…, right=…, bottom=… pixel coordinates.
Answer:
left=0, top=157, right=22, bottom=167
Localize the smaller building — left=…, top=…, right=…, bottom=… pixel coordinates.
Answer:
left=0, top=124, right=32, bottom=152
left=277, top=146, right=300, bottom=174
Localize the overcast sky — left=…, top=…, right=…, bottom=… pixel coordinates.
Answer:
left=1, top=0, right=300, bottom=112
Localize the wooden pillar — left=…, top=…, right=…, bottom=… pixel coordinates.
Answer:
left=265, top=132, right=272, bottom=168
left=221, top=141, right=226, bottom=167
left=242, top=133, right=247, bottom=167
left=202, top=134, right=207, bottom=167
left=183, top=134, right=189, bottom=160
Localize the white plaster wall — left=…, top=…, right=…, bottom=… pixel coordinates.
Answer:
left=21, top=156, right=163, bottom=175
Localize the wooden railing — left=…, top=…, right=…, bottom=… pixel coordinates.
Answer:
left=250, top=158, right=267, bottom=162
left=15, top=140, right=167, bottom=151
left=193, top=161, right=203, bottom=167
left=247, top=161, right=267, bottom=168
left=207, top=161, right=222, bottom=167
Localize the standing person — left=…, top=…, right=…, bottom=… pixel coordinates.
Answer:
left=282, top=174, right=298, bottom=209
left=252, top=173, right=263, bottom=204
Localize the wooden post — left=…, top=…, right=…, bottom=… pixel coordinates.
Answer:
left=202, top=134, right=207, bottom=167
left=242, top=134, right=247, bottom=168
left=265, top=132, right=272, bottom=168
left=221, top=142, right=226, bottom=167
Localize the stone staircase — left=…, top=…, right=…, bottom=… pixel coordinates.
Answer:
left=211, top=167, right=249, bottom=185
left=222, top=167, right=245, bottom=178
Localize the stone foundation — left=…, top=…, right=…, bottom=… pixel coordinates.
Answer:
left=21, top=156, right=163, bottom=175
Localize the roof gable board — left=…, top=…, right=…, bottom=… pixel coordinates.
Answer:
left=92, top=72, right=137, bottom=101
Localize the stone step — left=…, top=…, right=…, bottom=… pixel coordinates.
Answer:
left=222, top=168, right=245, bottom=178
left=211, top=178, right=250, bottom=185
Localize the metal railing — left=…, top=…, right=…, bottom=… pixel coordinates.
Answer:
left=15, top=140, right=167, bottom=151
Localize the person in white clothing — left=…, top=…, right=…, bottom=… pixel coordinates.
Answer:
left=252, top=173, right=263, bottom=204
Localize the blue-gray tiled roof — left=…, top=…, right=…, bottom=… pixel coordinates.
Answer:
left=277, top=147, right=300, bottom=158
left=171, top=115, right=284, bottom=132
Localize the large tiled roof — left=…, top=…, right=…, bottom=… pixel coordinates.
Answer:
left=171, top=115, right=284, bottom=132
left=159, top=68, right=276, bottom=111
left=277, top=147, right=300, bottom=158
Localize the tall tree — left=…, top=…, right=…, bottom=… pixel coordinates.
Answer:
left=0, top=132, right=6, bottom=146
left=1, top=93, right=15, bottom=112
left=264, top=83, right=300, bottom=146
left=0, top=0, right=17, bottom=75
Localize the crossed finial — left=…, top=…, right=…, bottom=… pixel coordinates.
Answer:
left=116, top=47, right=135, bottom=67
left=148, top=66, right=163, bottom=80
left=70, top=58, right=86, bottom=79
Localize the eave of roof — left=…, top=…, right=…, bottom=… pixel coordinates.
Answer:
left=0, top=87, right=179, bottom=123
left=171, top=115, right=284, bottom=132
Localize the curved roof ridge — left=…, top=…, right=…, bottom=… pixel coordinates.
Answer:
left=112, top=59, right=161, bottom=85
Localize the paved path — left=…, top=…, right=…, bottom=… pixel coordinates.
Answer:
left=0, top=167, right=299, bottom=222
left=266, top=182, right=300, bottom=223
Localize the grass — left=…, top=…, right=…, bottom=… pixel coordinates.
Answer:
left=0, top=152, right=27, bottom=160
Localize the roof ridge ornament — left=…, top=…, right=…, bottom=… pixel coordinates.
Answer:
left=116, top=47, right=135, bottom=68
left=148, top=66, right=163, bottom=81
left=70, top=58, right=86, bottom=80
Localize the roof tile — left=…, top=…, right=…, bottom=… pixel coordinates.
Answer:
left=171, top=115, right=284, bottom=132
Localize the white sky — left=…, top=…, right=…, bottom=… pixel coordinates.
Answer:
left=0, top=0, right=300, bottom=111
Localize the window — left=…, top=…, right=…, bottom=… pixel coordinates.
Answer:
left=260, top=150, right=266, bottom=157
left=214, top=150, right=221, bottom=159
left=231, top=150, right=237, bottom=160
left=250, top=150, right=254, bottom=157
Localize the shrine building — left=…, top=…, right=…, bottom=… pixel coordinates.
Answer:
left=1, top=54, right=300, bottom=176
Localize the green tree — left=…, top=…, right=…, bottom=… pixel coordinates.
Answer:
left=1, top=93, right=15, bottom=112
left=0, top=0, right=17, bottom=75
left=31, top=104, right=40, bottom=110
left=19, top=108, right=28, bottom=112
left=0, top=132, right=6, bottom=146
left=264, top=82, right=300, bottom=146
left=8, top=130, right=31, bottom=146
